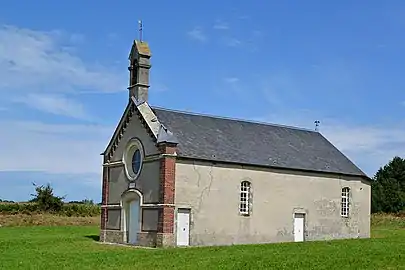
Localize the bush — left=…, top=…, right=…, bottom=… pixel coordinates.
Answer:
left=0, top=183, right=101, bottom=217
left=30, top=183, right=64, bottom=212
left=0, top=202, right=100, bottom=217
left=61, top=203, right=101, bottom=217
left=0, top=203, right=39, bottom=215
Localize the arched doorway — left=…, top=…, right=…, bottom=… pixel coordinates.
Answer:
left=122, top=189, right=142, bottom=244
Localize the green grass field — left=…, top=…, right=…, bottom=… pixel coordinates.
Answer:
left=1, top=215, right=404, bottom=270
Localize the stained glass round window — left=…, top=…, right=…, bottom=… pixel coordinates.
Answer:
left=132, top=149, right=142, bottom=175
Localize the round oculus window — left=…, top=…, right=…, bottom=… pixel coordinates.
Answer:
left=123, top=139, right=143, bottom=181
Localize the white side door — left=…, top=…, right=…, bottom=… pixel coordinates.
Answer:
left=176, top=209, right=190, bottom=246
left=294, top=213, right=305, bottom=242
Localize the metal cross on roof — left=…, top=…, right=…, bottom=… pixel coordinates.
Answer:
left=138, top=20, right=143, bottom=42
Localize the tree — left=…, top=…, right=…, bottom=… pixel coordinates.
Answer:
left=0, top=199, right=14, bottom=203
left=371, top=156, right=405, bottom=213
left=30, top=183, right=65, bottom=212
left=81, top=199, right=94, bottom=205
left=67, top=199, right=94, bottom=205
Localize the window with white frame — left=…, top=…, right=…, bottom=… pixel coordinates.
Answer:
left=239, top=181, right=251, bottom=215
left=123, top=138, right=144, bottom=181
left=341, top=187, right=350, bottom=217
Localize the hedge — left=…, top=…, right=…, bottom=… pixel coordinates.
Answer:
left=0, top=203, right=101, bottom=217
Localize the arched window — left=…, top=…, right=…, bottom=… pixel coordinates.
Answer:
left=341, top=187, right=350, bottom=217
left=239, top=181, right=251, bottom=215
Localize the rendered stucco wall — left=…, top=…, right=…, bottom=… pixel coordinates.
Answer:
left=104, top=161, right=160, bottom=233
left=108, top=161, right=160, bottom=204
left=142, top=209, right=159, bottom=231
left=106, top=209, right=121, bottom=230
left=175, top=159, right=371, bottom=246
left=102, top=114, right=161, bottom=239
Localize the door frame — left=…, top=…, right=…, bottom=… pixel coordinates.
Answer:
left=121, top=189, right=144, bottom=244
left=176, top=208, right=191, bottom=246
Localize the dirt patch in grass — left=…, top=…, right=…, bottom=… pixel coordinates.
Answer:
left=0, top=214, right=100, bottom=227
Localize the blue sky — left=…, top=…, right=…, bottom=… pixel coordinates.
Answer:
left=0, top=1, right=404, bottom=202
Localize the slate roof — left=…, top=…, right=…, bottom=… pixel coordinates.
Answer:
left=152, top=107, right=367, bottom=178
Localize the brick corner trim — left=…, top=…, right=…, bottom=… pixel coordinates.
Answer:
left=158, top=143, right=177, bottom=234
left=100, top=167, right=109, bottom=230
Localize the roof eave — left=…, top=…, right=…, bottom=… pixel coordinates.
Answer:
left=175, top=155, right=369, bottom=181
left=101, top=101, right=132, bottom=156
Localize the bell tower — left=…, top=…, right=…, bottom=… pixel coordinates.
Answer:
left=128, top=23, right=151, bottom=103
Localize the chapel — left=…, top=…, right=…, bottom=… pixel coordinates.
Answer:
left=99, top=37, right=370, bottom=247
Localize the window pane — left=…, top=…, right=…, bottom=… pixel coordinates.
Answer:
left=341, top=187, right=350, bottom=217
left=132, top=149, right=141, bottom=174
left=240, top=181, right=251, bottom=215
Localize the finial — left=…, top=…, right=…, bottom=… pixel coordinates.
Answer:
left=314, top=120, right=320, bottom=132
left=138, top=20, right=143, bottom=42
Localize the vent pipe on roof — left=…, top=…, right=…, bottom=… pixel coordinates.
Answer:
left=314, top=120, right=320, bottom=132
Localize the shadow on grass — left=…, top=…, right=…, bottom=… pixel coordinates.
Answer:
left=85, top=235, right=100, bottom=241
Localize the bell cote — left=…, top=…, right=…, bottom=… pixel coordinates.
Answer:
left=128, top=40, right=151, bottom=103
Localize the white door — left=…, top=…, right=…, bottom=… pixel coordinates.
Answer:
left=294, top=213, right=305, bottom=242
left=176, top=209, right=190, bottom=246
left=128, top=199, right=140, bottom=244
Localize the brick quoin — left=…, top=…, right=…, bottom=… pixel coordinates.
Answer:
left=158, top=143, right=176, bottom=234
left=100, top=167, right=109, bottom=230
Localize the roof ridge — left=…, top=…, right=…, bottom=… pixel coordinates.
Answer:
left=151, top=106, right=317, bottom=133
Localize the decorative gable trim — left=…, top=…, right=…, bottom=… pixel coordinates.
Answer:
left=103, top=98, right=177, bottom=162
left=131, top=97, right=161, bottom=138
left=103, top=102, right=136, bottom=162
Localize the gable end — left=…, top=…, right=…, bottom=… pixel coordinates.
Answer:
left=103, top=102, right=159, bottom=162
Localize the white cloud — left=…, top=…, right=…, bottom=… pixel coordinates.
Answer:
left=0, top=24, right=173, bottom=189
left=14, top=94, right=93, bottom=120
left=322, top=124, right=405, bottom=153
left=187, top=27, right=207, bottom=42
left=0, top=120, right=112, bottom=174
left=222, top=77, right=245, bottom=97
left=222, top=37, right=242, bottom=47
left=0, top=25, right=126, bottom=94
left=251, top=30, right=264, bottom=38
left=213, top=20, right=229, bottom=30
left=256, top=112, right=405, bottom=176
left=238, top=15, right=250, bottom=20
left=224, top=77, right=239, bottom=84
left=217, top=30, right=263, bottom=50
left=0, top=25, right=118, bottom=175
left=323, top=124, right=405, bottom=176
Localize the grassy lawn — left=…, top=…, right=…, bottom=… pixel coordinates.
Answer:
left=0, top=215, right=404, bottom=270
